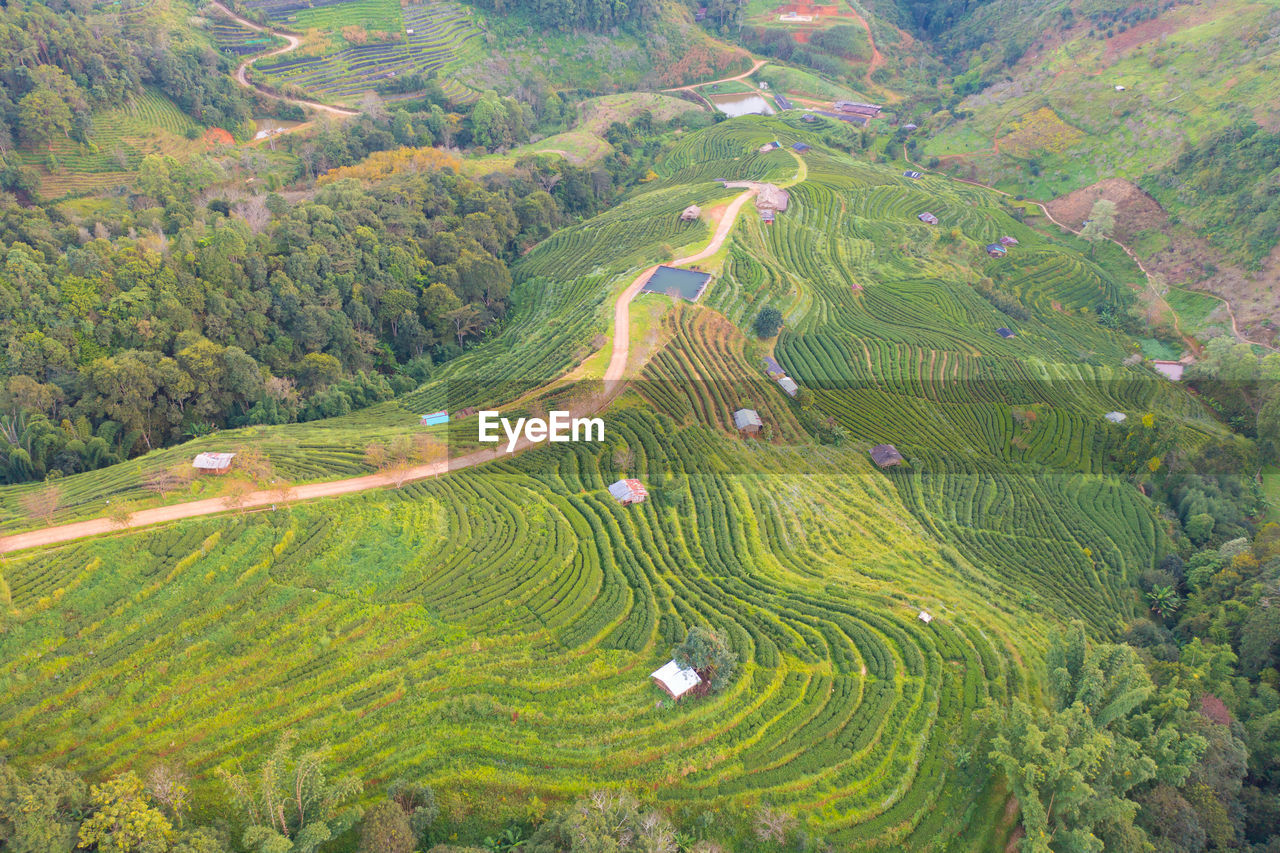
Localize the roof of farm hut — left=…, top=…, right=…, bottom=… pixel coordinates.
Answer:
left=755, top=185, right=789, bottom=211
left=778, top=376, right=798, bottom=396
left=999, top=236, right=1018, bottom=245
left=996, top=327, right=1016, bottom=338
left=681, top=205, right=701, bottom=220
left=903, top=170, right=922, bottom=178
left=792, top=142, right=811, bottom=152
left=918, top=611, right=933, bottom=623
left=733, top=409, right=764, bottom=430
left=1105, top=411, right=1127, bottom=423
left=608, top=479, right=648, bottom=502
left=986, top=243, right=1007, bottom=254
left=869, top=444, right=904, bottom=467
left=651, top=660, right=701, bottom=698
left=193, top=452, right=235, bottom=469
left=918, top=212, right=938, bottom=223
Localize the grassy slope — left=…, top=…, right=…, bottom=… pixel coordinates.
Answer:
left=0, top=117, right=1222, bottom=848
left=921, top=0, right=1280, bottom=198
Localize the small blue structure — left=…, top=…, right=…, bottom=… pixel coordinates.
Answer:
left=792, top=142, right=811, bottom=152
left=903, top=170, right=922, bottom=179
left=420, top=410, right=449, bottom=426
left=996, top=328, right=1016, bottom=339
left=986, top=243, right=1008, bottom=257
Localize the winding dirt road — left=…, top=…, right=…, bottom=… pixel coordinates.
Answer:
left=0, top=182, right=769, bottom=554
left=209, top=0, right=358, bottom=118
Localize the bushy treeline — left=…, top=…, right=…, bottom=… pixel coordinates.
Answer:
left=0, top=2, right=254, bottom=152
left=1119, top=520, right=1280, bottom=852
left=465, top=0, right=660, bottom=32
left=1142, top=122, right=1280, bottom=270
left=738, top=24, right=869, bottom=81
left=2, top=729, right=807, bottom=852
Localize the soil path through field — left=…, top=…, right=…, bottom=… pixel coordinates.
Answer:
left=209, top=0, right=359, bottom=119
left=606, top=186, right=759, bottom=384
left=0, top=177, right=782, bottom=554
left=663, top=58, right=770, bottom=106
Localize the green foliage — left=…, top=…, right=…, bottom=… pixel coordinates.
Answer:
left=753, top=306, right=783, bottom=338
left=218, top=730, right=363, bottom=853
left=0, top=760, right=86, bottom=852
left=984, top=624, right=1205, bottom=852
left=674, top=625, right=737, bottom=692
left=1143, top=122, right=1280, bottom=269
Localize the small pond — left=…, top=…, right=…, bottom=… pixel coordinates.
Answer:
left=708, top=92, right=775, bottom=118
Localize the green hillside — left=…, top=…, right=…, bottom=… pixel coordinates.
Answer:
left=0, top=117, right=1230, bottom=848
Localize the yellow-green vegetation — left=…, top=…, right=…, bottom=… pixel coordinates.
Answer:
left=0, top=117, right=1227, bottom=847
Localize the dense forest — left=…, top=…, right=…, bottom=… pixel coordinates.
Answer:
left=1142, top=122, right=1280, bottom=270
left=0, top=2, right=255, bottom=152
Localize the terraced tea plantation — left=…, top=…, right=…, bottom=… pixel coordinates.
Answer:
left=208, top=17, right=281, bottom=55
left=1, top=118, right=1224, bottom=846
left=251, top=1, right=480, bottom=102
left=1, top=411, right=1046, bottom=848
left=16, top=88, right=204, bottom=198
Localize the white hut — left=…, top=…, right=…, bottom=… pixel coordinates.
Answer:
left=651, top=660, right=702, bottom=699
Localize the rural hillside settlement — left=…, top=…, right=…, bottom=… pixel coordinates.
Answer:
left=3, top=0, right=1280, bottom=850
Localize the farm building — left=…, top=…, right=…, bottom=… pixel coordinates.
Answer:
left=456, top=406, right=478, bottom=418
left=903, top=170, right=922, bottom=179
left=1152, top=360, right=1185, bottom=381
left=778, top=376, right=799, bottom=397
left=773, top=93, right=792, bottom=110
left=1115, top=84, right=1126, bottom=91
left=792, top=142, right=811, bottom=152
left=918, top=611, right=933, bottom=624
left=903, top=123, right=919, bottom=130
left=996, top=327, right=1016, bottom=339
left=651, top=660, right=702, bottom=699
left=642, top=265, right=713, bottom=301
left=801, top=114, right=818, bottom=123
left=758, top=140, right=782, bottom=153
left=192, top=452, right=235, bottom=475
left=1105, top=411, right=1127, bottom=424
left=755, top=184, right=789, bottom=212
left=986, top=243, right=1007, bottom=257
left=760, top=209, right=775, bottom=225
left=779, top=12, right=814, bottom=21
left=869, top=444, right=904, bottom=468
left=763, top=356, right=785, bottom=377
left=680, top=205, right=701, bottom=222
left=733, top=409, right=764, bottom=434
left=999, top=236, right=1018, bottom=246
left=834, top=101, right=881, bottom=117
left=608, top=478, right=649, bottom=505
left=695, top=5, right=707, bottom=19
left=918, top=212, right=938, bottom=225
left=420, top=410, right=449, bottom=426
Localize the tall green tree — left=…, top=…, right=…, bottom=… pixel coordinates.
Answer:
left=985, top=624, right=1206, bottom=852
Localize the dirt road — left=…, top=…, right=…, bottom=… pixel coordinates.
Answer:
left=606, top=188, right=759, bottom=385
left=209, top=0, right=358, bottom=118
left=0, top=185, right=768, bottom=554
left=663, top=58, right=770, bottom=101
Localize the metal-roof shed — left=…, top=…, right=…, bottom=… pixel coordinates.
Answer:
left=651, top=660, right=702, bottom=699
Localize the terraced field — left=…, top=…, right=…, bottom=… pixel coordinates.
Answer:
left=251, top=1, right=480, bottom=102
left=209, top=17, right=281, bottom=55
left=0, top=411, right=1044, bottom=848
left=0, top=117, right=1223, bottom=846
left=16, top=88, right=204, bottom=198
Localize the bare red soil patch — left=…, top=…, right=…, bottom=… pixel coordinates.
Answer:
left=204, top=127, right=234, bottom=146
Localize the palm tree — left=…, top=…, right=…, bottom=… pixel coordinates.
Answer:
left=1147, top=585, right=1181, bottom=618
